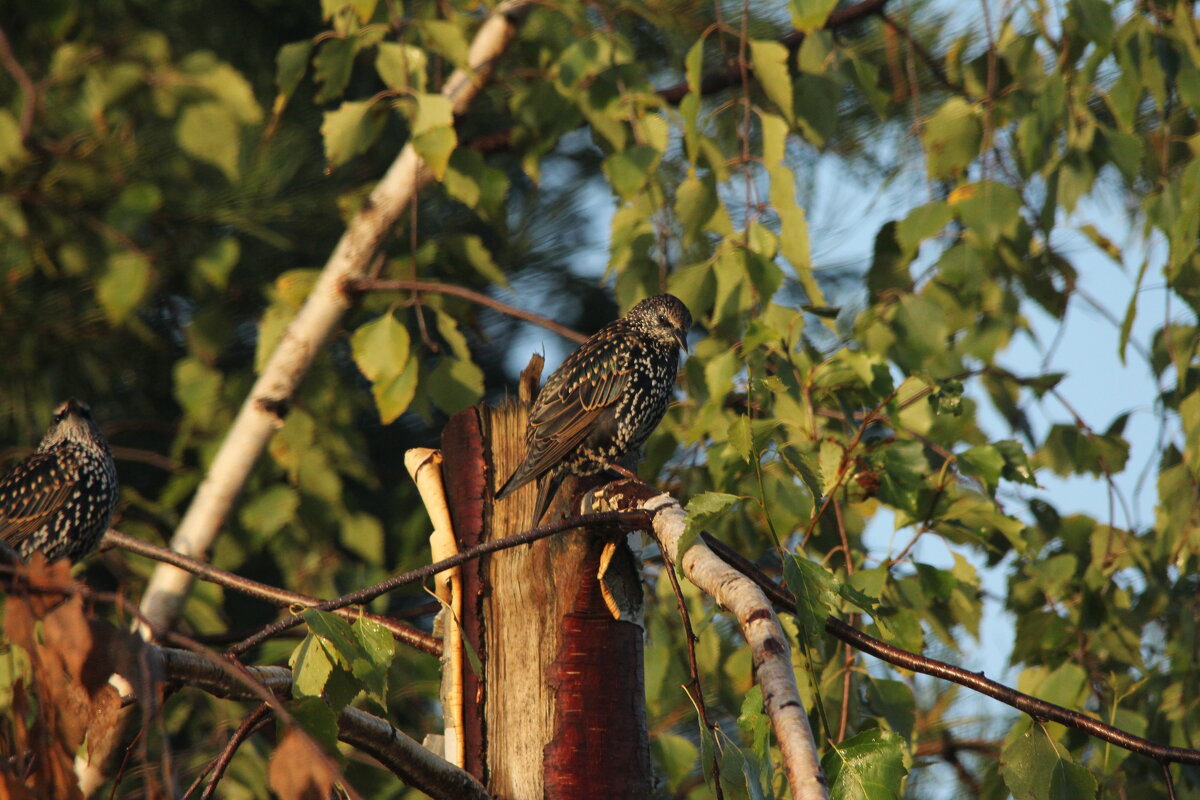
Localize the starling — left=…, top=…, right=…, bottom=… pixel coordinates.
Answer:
left=495, top=294, right=692, bottom=524
left=0, top=399, right=119, bottom=562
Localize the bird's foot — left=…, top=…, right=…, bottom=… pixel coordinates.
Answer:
left=605, top=464, right=640, bottom=482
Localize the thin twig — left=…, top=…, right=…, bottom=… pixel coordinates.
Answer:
left=345, top=278, right=588, bottom=343
left=225, top=509, right=651, bottom=657
left=660, top=553, right=723, bottom=798
left=186, top=704, right=271, bottom=800
left=104, top=530, right=442, bottom=657
left=0, top=26, right=35, bottom=139
left=698, top=532, right=1200, bottom=768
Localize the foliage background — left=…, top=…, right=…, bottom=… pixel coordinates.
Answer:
left=1, top=0, right=1198, bottom=797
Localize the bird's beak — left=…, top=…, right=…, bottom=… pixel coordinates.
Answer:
left=674, top=328, right=689, bottom=353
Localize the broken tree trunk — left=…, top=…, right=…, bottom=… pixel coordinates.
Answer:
left=438, top=359, right=652, bottom=799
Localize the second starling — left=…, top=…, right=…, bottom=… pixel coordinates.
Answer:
left=495, top=294, right=692, bottom=523
left=0, top=399, right=119, bottom=562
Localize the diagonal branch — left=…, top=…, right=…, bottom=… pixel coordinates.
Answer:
left=105, top=529, right=441, bottom=657
left=0, top=26, right=35, bottom=140
left=157, top=647, right=490, bottom=800
left=137, top=0, right=535, bottom=636
left=585, top=484, right=828, bottom=800
left=345, top=278, right=588, bottom=343
left=698, top=532, right=1200, bottom=769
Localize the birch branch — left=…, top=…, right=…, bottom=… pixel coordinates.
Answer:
left=137, top=0, right=533, bottom=635
left=583, top=485, right=828, bottom=800
left=157, top=647, right=490, bottom=800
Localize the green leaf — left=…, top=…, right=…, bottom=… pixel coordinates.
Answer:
left=420, top=19, right=469, bottom=68
left=818, top=438, right=844, bottom=496
left=321, top=99, right=386, bottom=168
left=239, top=485, right=299, bottom=537
left=442, top=234, right=507, bottom=286
left=957, top=444, right=1005, bottom=493
left=302, top=609, right=360, bottom=666
left=682, top=492, right=739, bottom=557
left=783, top=555, right=838, bottom=642
left=922, top=97, right=982, bottom=179
left=351, top=312, right=410, bottom=384
left=1001, top=719, right=1098, bottom=800
left=195, top=237, right=240, bottom=289
left=729, top=415, right=753, bottom=463
left=412, top=115, right=457, bottom=180
left=603, top=146, right=660, bottom=202
left=97, top=251, right=152, bottom=324
left=275, top=41, right=313, bottom=101
left=313, top=36, right=357, bottom=104
left=1069, top=0, right=1113, bottom=46
left=427, top=357, right=484, bottom=415
left=351, top=617, right=394, bottom=709
left=823, top=728, right=909, bottom=800
left=286, top=696, right=341, bottom=756
left=748, top=40, right=793, bottom=121
left=675, top=173, right=718, bottom=245
left=790, top=0, right=840, bottom=33
left=340, top=511, right=384, bottom=565
left=351, top=312, right=418, bottom=423
left=177, top=103, right=241, bottom=181
left=0, top=111, right=30, bottom=173
left=290, top=634, right=334, bottom=697
left=375, top=42, right=426, bottom=93
left=373, top=357, right=419, bottom=424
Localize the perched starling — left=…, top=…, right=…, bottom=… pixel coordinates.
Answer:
left=496, top=294, right=692, bottom=523
left=0, top=399, right=119, bottom=562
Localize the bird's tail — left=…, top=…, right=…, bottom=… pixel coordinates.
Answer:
left=494, top=461, right=534, bottom=502
left=531, top=471, right=564, bottom=528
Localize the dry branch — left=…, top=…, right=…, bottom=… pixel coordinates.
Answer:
left=157, top=647, right=490, bottom=800
left=137, top=0, right=534, bottom=635
left=584, top=485, right=828, bottom=800
left=105, top=530, right=441, bottom=656
left=699, top=532, right=1200, bottom=770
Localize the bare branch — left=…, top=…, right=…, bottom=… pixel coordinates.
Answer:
left=137, top=0, right=536, bottom=636
left=105, top=530, right=441, bottom=657
left=698, top=532, right=1200, bottom=769
left=345, top=279, right=588, bottom=343
left=157, top=647, right=490, bottom=800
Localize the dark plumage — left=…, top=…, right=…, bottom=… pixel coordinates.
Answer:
left=0, top=399, right=119, bottom=562
left=496, top=294, right=692, bottom=523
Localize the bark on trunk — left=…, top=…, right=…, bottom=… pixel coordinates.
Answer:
left=438, top=361, right=652, bottom=798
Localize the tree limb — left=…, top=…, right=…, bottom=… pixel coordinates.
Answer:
left=137, top=0, right=535, bottom=636
left=345, top=278, right=588, bottom=343
left=105, top=529, right=442, bottom=657
left=584, top=485, right=828, bottom=800
left=156, top=647, right=490, bottom=800
left=698, top=532, right=1200, bottom=769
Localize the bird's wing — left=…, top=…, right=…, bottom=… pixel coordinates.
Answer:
left=0, top=450, right=81, bottom=549
left=521, top=334, right=632, bottom=477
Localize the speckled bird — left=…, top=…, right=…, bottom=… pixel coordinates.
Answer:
left=495, top=294, right=692, bottom=523
left=0, top=399, right=119, bottom=562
